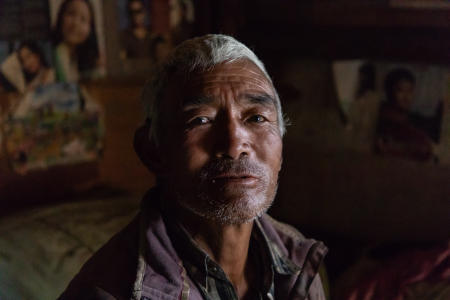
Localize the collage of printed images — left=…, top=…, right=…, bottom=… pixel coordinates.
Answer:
left=0, top=0, right=195, bottom=174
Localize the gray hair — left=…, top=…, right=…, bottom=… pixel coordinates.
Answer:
left=142, top=34, right=286, bottom=144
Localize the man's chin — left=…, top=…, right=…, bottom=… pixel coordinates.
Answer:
left=179, top=192, right=274, bottom=225
left=208, top=186, right=256, bottom=203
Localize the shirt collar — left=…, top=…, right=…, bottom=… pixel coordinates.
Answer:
left=164, top=214, right=228, bottom=287
left=254, top=217, right=301, bottom=275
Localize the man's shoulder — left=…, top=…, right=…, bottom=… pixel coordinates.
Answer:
left=260, top=214, right=327, bottom=268
left=260, top=214, right=329, bottom=300
left=263, top=214, right=307, bottom=242
left=260, top=214, right=311, bottom=252
left=58, top=215, right=141, bottom=300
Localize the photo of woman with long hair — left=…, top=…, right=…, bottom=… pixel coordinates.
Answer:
left=52, top=0, right=103, bottom=81
left=17, top=41, right=55, bottom=91
left=0, top=41, right=55, bottom=94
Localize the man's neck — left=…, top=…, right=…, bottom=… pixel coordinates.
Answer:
left=173, top=203, right=256, bottom=299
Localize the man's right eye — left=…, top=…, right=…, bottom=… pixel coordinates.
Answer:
left=189, top=116, right=210, bottom=126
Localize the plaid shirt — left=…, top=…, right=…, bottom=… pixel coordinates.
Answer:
left=166, top=217, right=301, bottom=300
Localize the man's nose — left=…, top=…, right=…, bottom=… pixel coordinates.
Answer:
left=214, top=116, right=250, bottom=160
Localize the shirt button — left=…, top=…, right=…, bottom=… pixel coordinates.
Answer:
left=266, top=293, right=274, bottom=300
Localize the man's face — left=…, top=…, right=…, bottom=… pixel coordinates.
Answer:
left=160, top=60, right=283, bottom=224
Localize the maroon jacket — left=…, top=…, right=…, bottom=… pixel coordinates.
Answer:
left=59, top=189, right=328, bottom=300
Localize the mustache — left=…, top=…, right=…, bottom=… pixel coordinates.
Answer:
left=199, top=157, right=265, bottom=181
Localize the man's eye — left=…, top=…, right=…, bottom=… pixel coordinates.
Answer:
left=189, top=116, right=210, bottom=126
left=248, top=115, right=266, bottom=123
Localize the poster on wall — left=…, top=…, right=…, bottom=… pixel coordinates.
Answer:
left=0, top=40, right=54, bottom=94
left=48, top=0, right=106, bottom=81
left=333, top=61, right=450, bottom=163
left=168, top=0, right=195, bottom=46
left=0, top=0, right=53, bottom=94
left=0, top=0, right=106, bottom=174
left=3, top=82, right=103, bottom=174
left=0, top=0, right=106, bottom=90
left=116, top=0, right=195, bottom=65
left=117, top=0, right=154, bottom=60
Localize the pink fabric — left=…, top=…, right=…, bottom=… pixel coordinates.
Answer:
left=345, top=241, right=450, bottom=300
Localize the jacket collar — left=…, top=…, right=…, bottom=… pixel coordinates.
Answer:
left=133, top=188, right=326, bottom=300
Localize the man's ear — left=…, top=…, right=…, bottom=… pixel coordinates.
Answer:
left=133, top=121, right=166, bottom=175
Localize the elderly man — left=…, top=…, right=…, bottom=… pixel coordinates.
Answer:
left=59, top=34, right=327, bottom=300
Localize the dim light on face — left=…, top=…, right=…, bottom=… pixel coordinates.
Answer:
left=160, top=60, right=283, bottom=224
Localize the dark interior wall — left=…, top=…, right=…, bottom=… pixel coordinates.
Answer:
left=238, top=1, right=450, bottom=64
left=266, top=58, right=450, bottom=244
left=260, top=53, right=450, bottom=285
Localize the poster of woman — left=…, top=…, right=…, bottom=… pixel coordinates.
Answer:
left=49, top=0, right=106, bottom=81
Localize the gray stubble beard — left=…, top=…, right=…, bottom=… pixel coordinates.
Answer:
left=175, top=178, right=278, bottom=225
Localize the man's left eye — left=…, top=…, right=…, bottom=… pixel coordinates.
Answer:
left=248, top=115, right=266, bottom=123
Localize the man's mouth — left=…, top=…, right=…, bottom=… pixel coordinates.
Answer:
left=211, top=174, right=258, bottom=185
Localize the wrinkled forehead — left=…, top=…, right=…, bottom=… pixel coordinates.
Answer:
left=159, top=59, right=277, bottom=116
left=180, top=60, right=275, bottom=99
